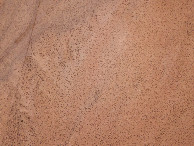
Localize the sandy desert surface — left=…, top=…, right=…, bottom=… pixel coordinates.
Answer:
left=0, top=0, right=193, bottom=145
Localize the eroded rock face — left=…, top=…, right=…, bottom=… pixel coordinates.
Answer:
left=0, top=0, right=193, bottom=145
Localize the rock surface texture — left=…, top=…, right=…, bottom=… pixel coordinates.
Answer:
left=0, top=0, right=193, bottom=145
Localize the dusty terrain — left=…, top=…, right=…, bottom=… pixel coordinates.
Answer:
left=0, top=0, right=193, bottom=145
